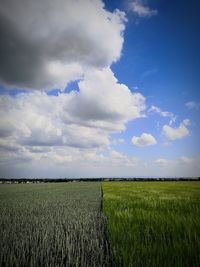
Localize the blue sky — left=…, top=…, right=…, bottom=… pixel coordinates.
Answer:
left=0, top=0, right=199, bottom=177
left=108, top=0, right=200, bottom=157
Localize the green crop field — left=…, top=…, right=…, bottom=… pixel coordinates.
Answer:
left=0, top=182, right=111, bottom=267
left=103, top=181, right=200, bottom=267
left=1, top=181, right=200, bottom=267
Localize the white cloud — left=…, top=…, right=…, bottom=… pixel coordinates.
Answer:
left=148, top=105, right=176, bottom=125
left=1, top=0, right=198, bottom=179
left=131, top=133, right=157, bottom=147
left=0, top=0, right=152, bottom=177
left=148, top=105, right=160, bottom=113
left=46, top=148, right=138, bottom=168
left=0, top=0, right=126, bottom=89
left=129, top=0, right=158, bottom=18
left=0, top=68, right=146, bottom=170
left=185, top=101, right=200, bottom=110
left=112, top=138, right=125, bottom=145
left=109, top=150, right=139, bottom=167
left=2, top=148, right=199, bottom=178
left=67, top=68, right=146, bottom=131
left=0, top=144, right=142, bottom=178
left=182, top=119, right=190, bottom=126
left=154, top=156, right=200, bottom=177
left=46, top=62, right=84, bottom=90
left=162, top=119, right=190, bottom=141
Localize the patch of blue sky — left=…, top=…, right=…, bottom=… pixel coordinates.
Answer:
left=47, top=80, right=80, bottom=96
left=0, top=86, right=27, bottom=96
left=111, top=0, right=200, bottom=105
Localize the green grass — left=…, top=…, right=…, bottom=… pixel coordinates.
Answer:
left=103, top=181, right=200, bottom=267
left=0, top=182, right=111, bottom=267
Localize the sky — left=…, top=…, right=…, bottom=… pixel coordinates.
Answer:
left=0, top=0, right=199, bottom=178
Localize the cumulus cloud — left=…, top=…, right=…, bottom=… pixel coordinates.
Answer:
left=131, top=133, right=157, bottom=147
left=185, top=101, right=200, bottom=110
left=0, top=0, right=126, bottom=89
left=0, top=0, right=152, bottom=177
left=0, top=68, right=146, bottom=169
left=0, top=94, right=106, bottom=150
left=162, top=119, right=190, bottom=141
left=129, top=0, right=158, bottom=18
left=67, top=68, right=146, bottom=131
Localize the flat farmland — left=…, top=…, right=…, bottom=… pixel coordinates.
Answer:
left=1, top=181, right=200, bottom=267
left=0, top=182, right=111, bottom=267
left=103, top=181, right=200, bottom=267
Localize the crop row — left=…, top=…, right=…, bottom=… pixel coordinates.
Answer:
left=103, top=181, right=200, bottom=267
left=0, top=183, right=112, bottom=267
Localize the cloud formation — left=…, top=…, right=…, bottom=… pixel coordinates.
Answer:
left=0, top=68, right=146, bottom=170
left=162, top=119, right=190, bottom=141
left=0, top=0, right=151, bottom=177
left=148, top=105, right=176, bottom=125
left=67, top=68, right=146, bottom=131
left=155, top=156, right=200, bottom=175
left=0, top=0, right=126, bottom=89
left=129, top=0, right=158, bottom=18
left=131, top=133, right=157, bottom=147
left=185, top=101, right=200, bottom=110
left=0, top=0, right=197, bottom=178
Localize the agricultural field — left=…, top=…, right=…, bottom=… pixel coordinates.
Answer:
left=103, top=182, right=200, bottom=267
left=0, top=182, right=112, bottom=267
left=0, top=181, right=200, bottom=267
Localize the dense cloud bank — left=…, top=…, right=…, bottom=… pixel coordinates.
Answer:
left=0, top=68, right=147, bottom=175
left=0, top=68, right=146, bottom=149
left=0, top=0, right=126, bottom=89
